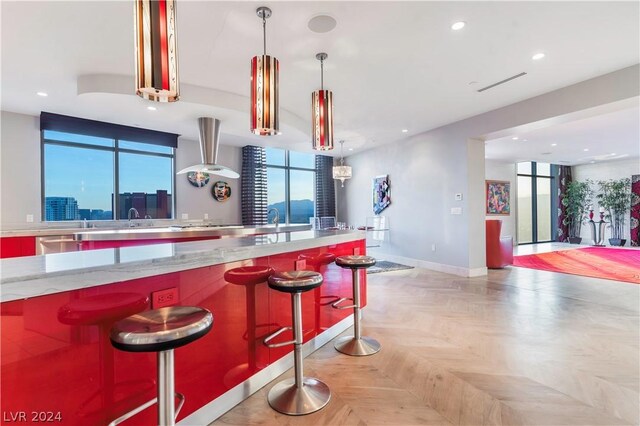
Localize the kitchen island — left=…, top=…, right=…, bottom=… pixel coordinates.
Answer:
left=0, top=229, right=366, bottom=425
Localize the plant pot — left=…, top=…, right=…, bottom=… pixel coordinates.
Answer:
left=567, top=237, right=582, bottom=244
left=609, top=238, right=627, bottom=247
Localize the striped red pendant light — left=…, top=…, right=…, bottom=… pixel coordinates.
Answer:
left=312, top=53, right=334, bottom=150
left=250, top=7, right=280, bottom=136
left=134, top=0, right=179, bottom=102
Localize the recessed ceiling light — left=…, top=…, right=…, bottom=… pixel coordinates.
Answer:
left=551, top=143, right=557, bottom=146
left=308, top=15, right=337, bottom=33
left=37, top=92, right=48, bottom=97
left=583, top=148, right=589, bottom=152
left=532, top=52, right=545, bottom=60
left=402, top=129, right=408, bottom=133
left=451, top=21, right=466, bottom=31
left=147, top=106, right=157, bottom=111
left=348, top=148, right=353, bottom=151
left=512, top=137, right=519, bottom=140
left=522, top=139, right=527, bottom=142
left=611, top=153, right=616, bottom=155
left=590, top=161, right=596, bottom=164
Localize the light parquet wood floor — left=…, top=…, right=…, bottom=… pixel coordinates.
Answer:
left=212, top=266, right=640, bottom=425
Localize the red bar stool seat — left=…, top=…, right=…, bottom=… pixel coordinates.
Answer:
left=57, top=293, right=150, bottom=419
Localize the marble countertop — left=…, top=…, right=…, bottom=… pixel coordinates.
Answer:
left=0, top=230, right=364, bottom=303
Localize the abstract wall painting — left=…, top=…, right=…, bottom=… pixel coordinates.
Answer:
left=486, top=180, right=511, bottom=215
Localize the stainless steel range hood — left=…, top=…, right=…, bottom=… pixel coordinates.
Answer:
left=176, top=117, right=239, bottom=178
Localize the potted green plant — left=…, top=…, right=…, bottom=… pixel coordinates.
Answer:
left=596, top=178, right=632, bottom=246
left=561, top=180, right=593, bottom=244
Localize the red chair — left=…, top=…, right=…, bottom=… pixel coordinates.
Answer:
left=486, top=220, right=513, bottom=269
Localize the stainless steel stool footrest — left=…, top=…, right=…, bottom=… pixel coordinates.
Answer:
left=331, top=297, right=355, bottom=310
left=107, top=392, right=185, bottom=426
left=263, top=326, right=295, bottom=348
left=318, top=295, right=341, bottom=306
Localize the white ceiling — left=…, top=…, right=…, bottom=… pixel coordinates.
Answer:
left=485, top=106, right=640, bottom=166
left=2, top=1, right=639, bottom=157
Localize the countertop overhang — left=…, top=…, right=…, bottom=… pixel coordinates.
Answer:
left=0, top=229, right=365, bottom=303
left=72, top=224, right=311, bottom=241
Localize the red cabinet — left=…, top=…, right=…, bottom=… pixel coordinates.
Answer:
left=0, top=236, right=36, bottom=259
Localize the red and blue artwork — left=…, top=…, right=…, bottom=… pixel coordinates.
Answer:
left=486, top=180, right=511, bottom=215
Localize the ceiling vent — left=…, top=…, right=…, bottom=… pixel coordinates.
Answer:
left=477, top=72, right=527, bottom=93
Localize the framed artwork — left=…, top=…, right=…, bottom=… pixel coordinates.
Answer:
left=187, top=172, right=210, bottom=187
left=486, top=180, right=510, bottom=215
left=373, top=175, right=391, bottom=215
left=212, top=181, right=231, bottom=202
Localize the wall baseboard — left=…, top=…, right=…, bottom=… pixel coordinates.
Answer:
left=370, top=252, right=488, bottom=278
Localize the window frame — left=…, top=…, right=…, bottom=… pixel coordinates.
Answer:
left=516, top=161, right=554, bottom=245
left=265, top=149, right=317, bottom=225
left=41, top=131, right=176, bottom=222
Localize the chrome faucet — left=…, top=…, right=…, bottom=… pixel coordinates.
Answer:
left=267, top=208, right=280, bottom=226
left=128, top=207, right=140, bottom=227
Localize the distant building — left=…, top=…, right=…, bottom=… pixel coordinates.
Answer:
left=118, top=190, right=172, bottom=219
left=45, top=197, right=79, bottom=221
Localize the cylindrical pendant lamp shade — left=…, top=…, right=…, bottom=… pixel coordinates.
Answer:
left=250, top=55, right=280, bottom=136
left=134, top=0, right=179, bottom=102
left=312, top=89, right=334, bottom=150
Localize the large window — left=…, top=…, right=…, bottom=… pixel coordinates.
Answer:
left=517, top=161, right=553, bottom=244
left=265, top=147, right=316, bottom=224
left=43, top=130, right=174, bottom=221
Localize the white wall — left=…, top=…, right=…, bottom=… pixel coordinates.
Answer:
left=0, top=110, right=241, bottom=229
left=337, top=65, right=639, bottom=276
left=485, top=159, right=517, bottom=241
left=175, top=138, right=241, bottom=224
left=573, top=157, right=640, bottom=243
left=1, top=111, right=41, bottom=227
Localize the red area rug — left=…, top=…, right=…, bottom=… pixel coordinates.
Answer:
left=513, top=247, right=640, bottom=284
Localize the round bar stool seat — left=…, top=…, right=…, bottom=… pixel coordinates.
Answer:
left=264, top=271, right=330, bottom=416
left=268, top=271, right=324, bottom=293
left=223, top=265, right=275, bottom=387
left=58, top=293, right=150, bottom=418
left=298, top=253, right=335, bottom=269
left=110, top=306, right=213, bottom=352
left=335, top=255, right=376, bottom=269
left=109, top=306, right=213, bottom=426
left=333, top=255, right=381, bottom=356
left=224, top=265, right=274, bottom=286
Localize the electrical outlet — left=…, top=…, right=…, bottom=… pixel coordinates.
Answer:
left=204, top=213, right=209, bottom=219
left=295, top=259, right=306, bottom=270
left=181, top=213, right=189, bottom=220
left=353, top=247, right=360, bottom=255
left=26, top=214, right=34, bottom=223
left=152, top=287, right=179, bottom=309
left=451, top=207, right=462, bottom=215
left=432, top=244, right=436, bottom=252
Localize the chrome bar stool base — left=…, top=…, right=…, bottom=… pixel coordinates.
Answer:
left=333, top=255, right=381, bottom=357
left=334, top=335, right=381, bottom=356
left=268, top=377, right=331, bottom=415
left=264, top=271, right=331, bottom=416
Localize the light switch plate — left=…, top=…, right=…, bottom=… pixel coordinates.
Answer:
left=451, top=207, right=463, bottom=215
left=353, top=247, right=360, bottom=255
left=295, top=259, right=306, bottom=270
left=181, top=213, right=188, bottom=220
left=455, top=193, right=463, bottom=201
left=204, top=213, right=209, bottom=219
left=26, top=214, right=34, bottom=223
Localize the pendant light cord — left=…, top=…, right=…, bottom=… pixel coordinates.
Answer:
left=339, top=140, right=344, bottom=165
left=321, top=58, right=324, bottom=90
left=262, top=16, right=267, bottom=56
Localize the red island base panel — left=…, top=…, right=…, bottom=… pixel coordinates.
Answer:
left=0, top=239, right=365, bottom=425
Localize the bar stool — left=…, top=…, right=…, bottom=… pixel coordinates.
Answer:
left=57, top=293, right=150, bottom=417
left=109, top=306, right=213, bottom=426
left=298, top=253, right=337, bottom=333
left=332, top=255, right=381, bottom=356
left=223, top=265, right=274, bottom=385
left=264, top=271, right=330, bottom=415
